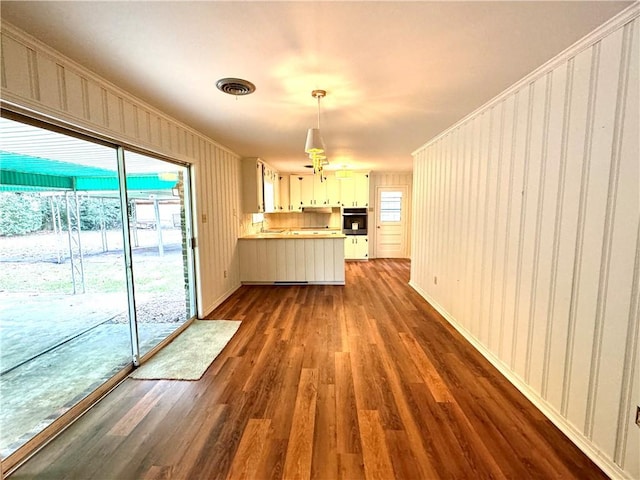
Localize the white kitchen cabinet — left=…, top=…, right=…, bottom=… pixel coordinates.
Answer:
left=355, top=172, right=370, bottom=206
left=241, top=157, right=279, bottom=213
left=344, top=235, right=368, bottom=260
left=313, top=173, right=341, bottom=206
left=312, top=174, right=326, bottom=205
left=272, top=169, right=280, bottom=211
left=299, top=175, right=315, bottom=206
left=323, top=174, right=340, bottom=206
left=289, top=175, right=304, bottom=211
left=278, top=174, right=290, bottom=211
left=340, top=172, right=370, bottom=207
left=289, top=174, right=317, bottom=208
left=262, top=164, right=278, bottom=213
left=241, top=157, right=264, bottom=213
left=289, top=173, right=341, bottom=208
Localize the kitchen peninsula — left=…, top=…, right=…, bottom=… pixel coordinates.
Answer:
left=238, top=229, right=346, bottom=285
left=238, top=157, right=371, bottom=285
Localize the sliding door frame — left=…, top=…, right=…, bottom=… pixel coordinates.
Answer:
left=116, top=146, right=141, bottom=366
left=0, top=107, right=200, bottom=475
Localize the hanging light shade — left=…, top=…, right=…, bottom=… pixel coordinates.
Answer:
left=305, top=128, right=324, bottom=154
left=304, top=90, right=327, bottom=164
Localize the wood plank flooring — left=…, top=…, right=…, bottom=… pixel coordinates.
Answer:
left=10, top=259, right=606, bottom=479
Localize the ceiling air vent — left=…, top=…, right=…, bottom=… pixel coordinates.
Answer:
left=216, top=78, right=256, bottom=96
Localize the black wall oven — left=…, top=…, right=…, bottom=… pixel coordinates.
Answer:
left=342, top=207, right=368, bottom=235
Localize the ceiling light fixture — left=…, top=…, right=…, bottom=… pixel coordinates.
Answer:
left=335, top=167, right=353, bottom=179
left=304, top=89, right=328, bottom=177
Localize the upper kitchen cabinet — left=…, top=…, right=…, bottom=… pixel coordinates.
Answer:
left=241, top=157, right=279, bottom=213
left=278, top=174, right=290, bottom=211
left=241, top=158, right=264, bottom=213
left=340, top=172, right=370, bottom=207
left=289, top=173, right=341, bottom=209
left=289, top=175, right=303, bottom=211
left=317, top=173, right=340, bottom=206
left=263, top=163, right=278, bottom=213
left=298, top=175, right=315, bottom=207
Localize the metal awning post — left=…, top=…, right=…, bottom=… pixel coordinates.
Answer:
left=65, top=190, right=86, bottom=294
left=50, top=195, right=63, bottom=264
left=153, top=197, right=164, bottom=256
left=130, top=200, right=139, bottom=247
left=100, top=197, right=108, bottom=252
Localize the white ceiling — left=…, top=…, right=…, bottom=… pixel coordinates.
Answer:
left=0, top=1, right=632, bottom=173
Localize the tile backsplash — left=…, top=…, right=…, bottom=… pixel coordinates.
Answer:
left=265, top=210, right=341, bottom=230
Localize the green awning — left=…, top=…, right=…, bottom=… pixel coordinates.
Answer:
left=0, top=151, right=179, bottom=192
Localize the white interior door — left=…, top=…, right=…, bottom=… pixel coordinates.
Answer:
left=375, top=186, right=407, bottom=258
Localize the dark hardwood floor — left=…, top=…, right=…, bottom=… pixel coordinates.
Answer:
left=11, top=259, right=606, bottom=479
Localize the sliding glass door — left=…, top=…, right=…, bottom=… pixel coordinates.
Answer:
left=0, top=117, right=133, bottom=458
left=123, top=150, right=195, bottom=358
left=0, top=115, right=196, bottom=460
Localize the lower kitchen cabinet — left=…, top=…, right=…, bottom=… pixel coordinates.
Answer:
left=238, top=237, right=345, bottom=284
left=344, top=235, right=368, bottom=260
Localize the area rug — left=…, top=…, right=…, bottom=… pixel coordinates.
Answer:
left=129, top=320, right=240, bottom=381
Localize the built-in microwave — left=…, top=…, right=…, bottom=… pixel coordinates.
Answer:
left=342, top=207, right=368, bottom=235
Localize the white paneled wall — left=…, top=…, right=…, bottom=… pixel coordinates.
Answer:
left=411, top=7, right=639, bottom=479
left=1, top=21, right=243, bottom=317
left=369, top=172, right=413, bottom=258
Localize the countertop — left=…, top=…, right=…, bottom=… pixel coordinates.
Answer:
left=240, top=228, right=346, bottom=239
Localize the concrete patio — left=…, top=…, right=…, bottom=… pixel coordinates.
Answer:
left=0, top=292, right=180, bottom=458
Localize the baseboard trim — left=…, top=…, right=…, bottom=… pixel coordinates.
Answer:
left=408, top=280, right=632, bottom=480
left=200, top=283, right=242, bottom=319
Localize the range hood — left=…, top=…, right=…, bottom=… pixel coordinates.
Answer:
left=301, top=206, right=333, bottom=213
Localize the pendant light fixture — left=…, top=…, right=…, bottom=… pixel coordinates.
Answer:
left=304, top=89, right=328, bottom=176
left=335, top=166, right=353, bottom=179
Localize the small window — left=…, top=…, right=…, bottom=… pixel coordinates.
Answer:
left=380, top=191, right=402, bottom=222
left=263, top=181, right=274, bottom=213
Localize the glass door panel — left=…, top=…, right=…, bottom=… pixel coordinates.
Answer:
left=0, top=116, right=133, bottom=457
left=123, top=150, right=195, bottom=357
left=375, top=186, right=408, bottom=258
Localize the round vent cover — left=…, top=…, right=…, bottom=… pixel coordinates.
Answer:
left=216, top=78, right=256, bottom=96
